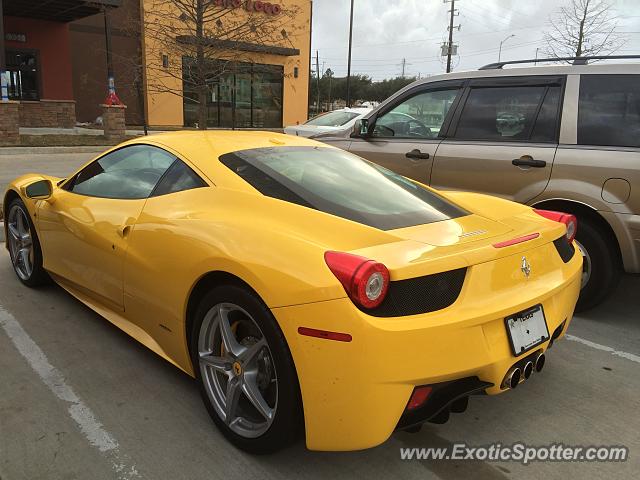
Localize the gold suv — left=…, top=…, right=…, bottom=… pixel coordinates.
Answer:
left=319, top=57, right=640, bottom=310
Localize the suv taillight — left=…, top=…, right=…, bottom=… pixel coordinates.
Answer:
left=534, top=209, right=578, bottom=243
left=324, top=251, right=390, bottom=309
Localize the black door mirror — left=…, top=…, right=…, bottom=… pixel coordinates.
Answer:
left=24, top=179, right=53, bottom=200
left=351, top=118, right=370, bottom=138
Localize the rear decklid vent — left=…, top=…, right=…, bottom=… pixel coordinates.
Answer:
left=364, top=268, right=467, bottom=317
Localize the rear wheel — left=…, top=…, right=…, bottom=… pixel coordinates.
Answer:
left=6, top=198, right=49, bottom=287
left=191, top=285, right=303, bottom=453
left=574, top=216, right=621, bottom=312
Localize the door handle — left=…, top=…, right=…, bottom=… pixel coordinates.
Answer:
left=405, top=149, right=430, bottom=160
left=512, top=157, right=546, bottom=168
left=117, top=225, right=132, bottom=238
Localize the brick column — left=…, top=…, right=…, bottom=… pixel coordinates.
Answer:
left=101, top=104, right=127, bottom=140
left=0, top=101, right=20, bottom=146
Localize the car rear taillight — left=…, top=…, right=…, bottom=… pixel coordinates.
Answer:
left=324, top=251, right=390, bottom=309
left=534, top=209, right=578, bottom=243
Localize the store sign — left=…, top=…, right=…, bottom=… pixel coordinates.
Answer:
left=5, top=33, right=27, bottom=43
left=212, top=0, right=282, bottom=15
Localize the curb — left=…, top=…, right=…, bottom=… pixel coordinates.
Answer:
left=0, top=146, right=110, bottom=156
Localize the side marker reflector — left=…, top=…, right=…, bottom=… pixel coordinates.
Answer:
left=298, top=327, right=352, bottom=342
left=493, top=233, right=540, bottom=248
left=407, top=386, right=433, bottom=410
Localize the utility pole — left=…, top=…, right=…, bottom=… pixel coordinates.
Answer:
left=400, top=58, right=406, bottom=78
left=445, top=0, right=456, bottom=73
left=346, top=0, right=355, bottom=107
left=316, top=50, right=321, bottom=114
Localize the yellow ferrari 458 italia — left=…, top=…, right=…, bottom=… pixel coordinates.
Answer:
left=3, top=132, right=582, bottom=453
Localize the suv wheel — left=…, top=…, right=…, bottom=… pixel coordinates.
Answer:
left=574, top=216, right=621, bottom=312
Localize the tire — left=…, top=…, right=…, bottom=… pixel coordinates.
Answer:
left=190, top=284, right=303, bottom=454
left=6, top=198, right=50, bottom=287
left=574, top=216, right=621, bottom=312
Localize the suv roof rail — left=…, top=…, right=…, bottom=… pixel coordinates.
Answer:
left=479, top=54, right=640, bottom=70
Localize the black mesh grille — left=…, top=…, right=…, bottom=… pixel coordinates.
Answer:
left=553, top=236, right=575, bottom=263
left=366, top=268, right=467, bottom=317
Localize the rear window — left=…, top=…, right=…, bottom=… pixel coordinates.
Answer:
left=305, top=111, right=360, bottom=127
left=578, top=75, right=640, bottom=148
left=219, top=146, right=467, bottom=230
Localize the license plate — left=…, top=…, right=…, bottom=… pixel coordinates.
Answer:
left=505, top=304, right=550, bottom=356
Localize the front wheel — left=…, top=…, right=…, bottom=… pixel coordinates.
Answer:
left=191, top=285, right=303, bottom=454
left=574, top=217, right=621, bottom=312
left=6, top=198, right=49, bottom=287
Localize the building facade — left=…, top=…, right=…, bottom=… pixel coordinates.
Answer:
left=141, top=0, right=311, bottom=128
left=0, top=0, right=120, bottom=131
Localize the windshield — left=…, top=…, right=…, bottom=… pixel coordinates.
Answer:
left=304, top=111, right=360, bottom=127
left=219, top=146, right=467, bottom=230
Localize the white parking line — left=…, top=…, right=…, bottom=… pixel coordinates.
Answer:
left=566, top=334, right=640, bottom=364
left=0, top=305, right=140, bottom=479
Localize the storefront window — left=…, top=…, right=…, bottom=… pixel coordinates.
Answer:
left=183, top=59, right=283, bottom=128
left=6, top=50, right=40, bottom=101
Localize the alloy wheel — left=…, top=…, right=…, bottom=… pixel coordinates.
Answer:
left=7, top=205, right=34, bottom=281
left=197, top=303, right=278, bottom=439
left=575, top=239, right=592, bottom=289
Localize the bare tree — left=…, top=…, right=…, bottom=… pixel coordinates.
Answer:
left=543, top=0, right=624, bottom=59
left=142, top=0, right=301, bottom=129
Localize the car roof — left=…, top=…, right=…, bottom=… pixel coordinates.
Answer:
left=120, top=131, right=336, bottom=192
left=408, top=61, right=640, bottom=86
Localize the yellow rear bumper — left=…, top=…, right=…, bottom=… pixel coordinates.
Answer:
left=273, top=241, right=582, bottom=451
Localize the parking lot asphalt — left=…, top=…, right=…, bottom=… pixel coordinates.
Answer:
left=1, top=150, right=639, bottom=480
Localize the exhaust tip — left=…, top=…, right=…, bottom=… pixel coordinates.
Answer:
left=523, top=361, right=534, bottom=379
left=502, top=367, right=522, bottom=390
left=535, top=353, right=546, bottom=372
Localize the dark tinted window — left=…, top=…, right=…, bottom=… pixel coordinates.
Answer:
left=220, top=146, right=467, bottom=231
left=578, top=75, right=640, bottom=147
left=454, top=85, right=560, bottom=142
left=152, top=160, right=207, bottom=196
left=67, top=145, right=175, bottom=199
left=530, top=87, right=561, bottom=143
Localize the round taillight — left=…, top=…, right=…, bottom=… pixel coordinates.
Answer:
left=565, top=217, right=577, bottom=243
left=324, top=252, right=390, bottom=310
left=534, top=209, right=578, bottom=243
left=352, top=261, right=390, bottom=309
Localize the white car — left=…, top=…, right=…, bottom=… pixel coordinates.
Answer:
left=284, top=107, right=372, bottom=137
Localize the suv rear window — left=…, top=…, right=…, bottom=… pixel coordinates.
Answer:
left=578, top=75, right=640, bottom=148
left=219, top=146, right=467, bottom=231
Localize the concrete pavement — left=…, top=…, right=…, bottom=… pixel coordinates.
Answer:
left=0, top=243, right=638, bottom=479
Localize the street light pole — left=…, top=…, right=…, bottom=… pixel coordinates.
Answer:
left=345, top=0, right=354, bottom=108
left=498, top=34, right=515, bottom=62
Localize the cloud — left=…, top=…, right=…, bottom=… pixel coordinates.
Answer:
left=311, top=0, right=640, bottom=80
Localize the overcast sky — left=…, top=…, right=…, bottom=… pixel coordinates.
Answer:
left=310, top=0, right=640, bottom=80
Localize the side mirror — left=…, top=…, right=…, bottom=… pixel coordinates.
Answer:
left=351, top=118, right=370, bottom=138
left=24, top=179, right=53, bottom=200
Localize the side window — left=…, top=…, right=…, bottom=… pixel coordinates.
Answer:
left=373, top=88, right=460, bottom=139
left=66, top=145, right=175, bottom=199
left=152, top=160, right=207, bottom=196
left=454, top=85, right=561, bottom=142
left=578, top=75, right=640, bottom=148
